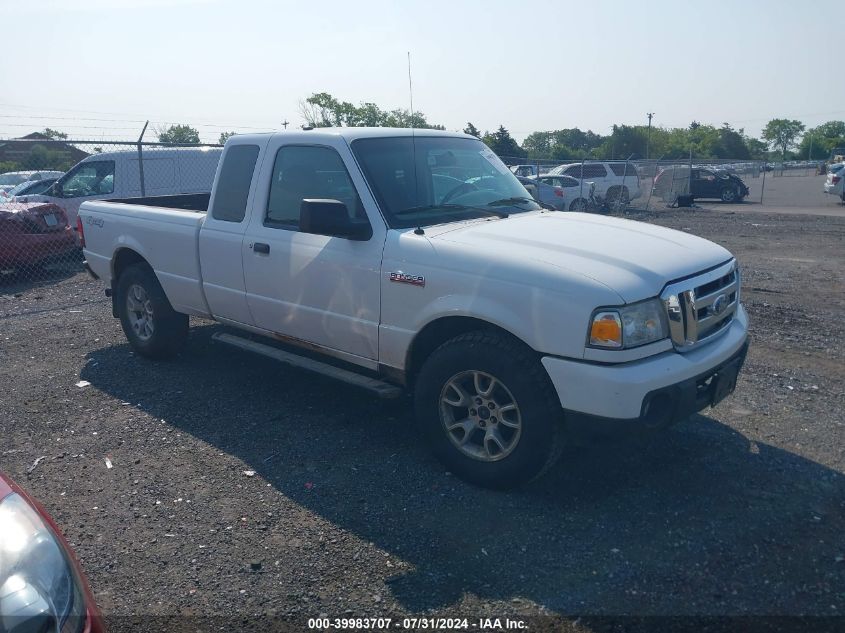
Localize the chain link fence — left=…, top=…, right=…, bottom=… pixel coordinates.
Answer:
left=0, top=134, right=840, bottom=309
left=0, top=139, right=221, bottom=298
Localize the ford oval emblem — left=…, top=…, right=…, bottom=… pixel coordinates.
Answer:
left=712, top=294, right=728, bottom=315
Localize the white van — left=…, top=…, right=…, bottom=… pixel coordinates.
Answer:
left=22, top=147, right=222, bottom=225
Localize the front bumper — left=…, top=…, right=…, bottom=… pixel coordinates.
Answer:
left=542, top=304, right=749, bottom=424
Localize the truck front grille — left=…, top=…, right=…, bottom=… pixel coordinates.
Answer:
left=661, top=260, right=739, bottom=352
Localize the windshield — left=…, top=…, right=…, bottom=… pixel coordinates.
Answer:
left=0, top=173, right=28, bottom=186
left=49, top=160, right=115, bottom=198
left=6, top=181, right=36, bottom=196
left=351, top=136, right=540, bottom=229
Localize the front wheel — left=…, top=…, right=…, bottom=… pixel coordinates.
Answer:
left=414, top=331, right=564, bottom=488
left=569, top=198, right=588, bottom=211
left=116, top=263, right=188, bottom=359
left=720, top=186, right=739, bottom=202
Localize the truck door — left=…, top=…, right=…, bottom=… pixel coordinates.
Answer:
left=692, top=169, right=718, bottom=199
left=241, top=137, right=386, bottom=363
left=198, top=143, right=263, bottom=325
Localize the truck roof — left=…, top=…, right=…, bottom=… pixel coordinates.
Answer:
left=227, top=127, right=475, bottom=145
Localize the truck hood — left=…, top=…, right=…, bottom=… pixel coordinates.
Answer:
left=428, top=212, right=732, bottom=302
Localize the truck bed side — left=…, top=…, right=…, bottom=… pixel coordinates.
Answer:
left=80, top=200, right=211, bottom=317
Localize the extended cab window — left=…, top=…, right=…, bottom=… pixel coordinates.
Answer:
left=265, top=145, right=364, bottom=229
left=55, top=161, right=115, bottom=198
left=210, top=144, right=259, bottom=222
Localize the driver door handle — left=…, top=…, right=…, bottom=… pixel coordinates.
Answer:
left=252, top=242, right=270, bottom=254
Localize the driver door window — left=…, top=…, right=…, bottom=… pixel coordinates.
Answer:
left=265, top=145, right=365, bottom=230
left=59, top=161, right=115, bottom=198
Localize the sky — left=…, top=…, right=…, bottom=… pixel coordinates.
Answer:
left=1, top=0, right=842, bottom=144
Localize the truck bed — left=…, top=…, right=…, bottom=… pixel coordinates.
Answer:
left=80, top=196, right=211, bottom=318
left=106, top=192, right=210, bottom=212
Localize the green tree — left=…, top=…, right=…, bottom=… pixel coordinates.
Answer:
left=797, top=121, right=845, bottom=160
left=463, top=122, right=481, bottom=138
left=299, top=92, right=443, bottom=129
left=41, top=128, right=68, bottom=140
left=744, top=137, right=768, bottom=160
left=598, top=125, right=648, bottom=159
left=157, top=124, right=200, bottom=144
left=520, top=128, right=606, bottom=160
left=522, top=131, right=554, bottom=158
left=714, top=123, right=750, bottom=159
left=762, top=119, right=805, bottom=161
left=218, top=131, right=237, bottom=144
left=482, top=125, right=525, bottom=159
left=21, top=145, right=74, bottom=170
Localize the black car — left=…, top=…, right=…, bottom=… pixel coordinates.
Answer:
left=653, top=167, right=749, bottom=203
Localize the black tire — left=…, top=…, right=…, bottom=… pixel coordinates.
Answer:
left=720, top=186, right=738, bottom=202
left=116, top=263, right=188, bottom=359
left=605, top=186, right=630, bottom=212
left=414, top=331, right=565, bottom=489
left=569, top=198, right=588, bottom=211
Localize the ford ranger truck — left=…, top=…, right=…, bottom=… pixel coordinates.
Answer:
left=79, top=128, right=749, bottom=489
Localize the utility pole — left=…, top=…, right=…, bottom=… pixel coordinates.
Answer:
left=646, top=112, right=654, bottom=160
left=282, top=120, right=289, bottom=130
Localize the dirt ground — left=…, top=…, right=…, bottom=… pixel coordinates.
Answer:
left=1, top=206, right=844, bottom=631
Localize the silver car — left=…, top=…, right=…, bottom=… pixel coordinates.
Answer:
left=517, top=175, right=567, bottom=210
left=535, top=174, right=597, bottom=211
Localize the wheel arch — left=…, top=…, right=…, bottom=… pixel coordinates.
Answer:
left=110, top=248, right=151, bottom=317
left=404, top=316, right=537, bottom=388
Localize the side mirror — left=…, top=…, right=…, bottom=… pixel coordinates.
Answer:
left=45, top=182, right=62, bottom=198
left=300, top=199, right=371, bottom=240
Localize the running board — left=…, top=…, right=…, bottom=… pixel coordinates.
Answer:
left=211, top=332, right=403, bottom=399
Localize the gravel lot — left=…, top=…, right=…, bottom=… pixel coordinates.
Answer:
left=1, top=207, right=844, bottom=631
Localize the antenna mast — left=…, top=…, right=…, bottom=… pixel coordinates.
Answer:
left=407, top=51, right=414, bottom=127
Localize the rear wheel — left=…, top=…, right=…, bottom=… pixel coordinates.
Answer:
left=116, top=263, right=188, bottom=359
left=605, top=187, right=630, bottom=212
left=414, top=331, right=564, bottom=488
left=569, top=198, right=588, bottom=211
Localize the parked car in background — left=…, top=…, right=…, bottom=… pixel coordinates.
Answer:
left=535, top=174, right=597, bottom=211
left=25, top=147, right=222, bottom=226
left=0, top=471, right=102, bottom=632
left=653, top=167, right=749, bottom=203
left=0, top=202, right=77, bottom=272
left=0, top=177, right=62, bottom=201
left=0, top=170, right=64, bottom=195
left=823, top=168, right=844, bottom=198
left=510, top=164, right=540, bottom=177
left=516, top=175, right=566, bottom=210
left=546, top=161, right=641, bottom=207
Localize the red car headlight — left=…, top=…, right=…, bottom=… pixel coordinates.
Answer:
left=0, top=493, right=88, bottom=632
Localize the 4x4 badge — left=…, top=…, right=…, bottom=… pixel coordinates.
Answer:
left=389, top=271, right=425, bottom=287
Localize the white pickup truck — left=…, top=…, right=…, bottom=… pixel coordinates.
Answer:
left=80, top=128, right=748, bottom=488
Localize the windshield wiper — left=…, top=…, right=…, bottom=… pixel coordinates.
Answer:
left=395, top=203, right=509, bottom=219
left=487, top=196, right=553, bottom=211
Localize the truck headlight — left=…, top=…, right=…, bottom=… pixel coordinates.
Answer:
left=589, top=298, right=668, bottom=349
left=0, top=493, right=87, bottom=633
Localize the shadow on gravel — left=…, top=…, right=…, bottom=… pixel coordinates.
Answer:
left=0, top=259, right=84, bottom=291
left=81, top=324, right=845, bottom=616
